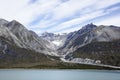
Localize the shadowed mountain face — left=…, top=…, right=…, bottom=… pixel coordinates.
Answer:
left=59, top=24, right=120, bottom=66
left=0, top=36, right=56, bottom=67
left=65, top=40, right=120, bottom=66
left=0, top=19, right=120, bottom=67
left=0, top=19, right=57, bottom=56
left=58, top=24, right=120, bottom=56
left=0, top=19, right=60, bottom=67
left=57, top=23, right=97, bottom=55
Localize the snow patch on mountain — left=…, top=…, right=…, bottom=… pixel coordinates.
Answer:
left=41, top=32, right=67, bottom=49
left=52, top=40, right=62, bottom=46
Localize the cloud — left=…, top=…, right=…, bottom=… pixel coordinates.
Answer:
left=95, top=14, right=120, bottom=26
left=39, top=5, right=120, bottom=33
left=0, top=0, right=28, bottom=21
left=28, top=0, right=38, bottom=4
left=0, top=0, right=120, bottom=34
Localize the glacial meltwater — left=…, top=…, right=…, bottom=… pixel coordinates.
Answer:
left=0, top=69, right=120, bottom=80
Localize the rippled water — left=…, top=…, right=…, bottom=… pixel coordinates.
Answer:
left=0, top=69, right=120, bottom=80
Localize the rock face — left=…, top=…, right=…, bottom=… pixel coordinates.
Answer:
left=58, top=23, right=97, bottom=56
left=91, top=25, right=120, bottom=41
left=58, top=24, right=120, bottom=66
left=0, top=19, right=56, bottom=56
left=58, top=24, right=120, bottom=56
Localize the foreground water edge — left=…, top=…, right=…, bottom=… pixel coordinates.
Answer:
left=0, top=69, right=120, bottom=80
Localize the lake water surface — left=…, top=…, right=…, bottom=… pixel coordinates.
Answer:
left=0, top=69, right=119, bottom=80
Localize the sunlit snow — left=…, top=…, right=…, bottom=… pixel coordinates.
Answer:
left=52, top=40, right=62, bottom=46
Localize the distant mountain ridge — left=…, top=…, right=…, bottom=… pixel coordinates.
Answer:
left=0, top=18, right=120, bottom=67
left=41, top=23, right=120, bottom=66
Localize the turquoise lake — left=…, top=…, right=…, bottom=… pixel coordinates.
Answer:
left=0, top=69, right=120, bottom=80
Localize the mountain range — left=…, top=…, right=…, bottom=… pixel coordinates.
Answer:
left=0, top=19, right=120, bottom=68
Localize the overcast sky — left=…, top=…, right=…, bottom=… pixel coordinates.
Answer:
left=0, top=0, right=120, bottom=34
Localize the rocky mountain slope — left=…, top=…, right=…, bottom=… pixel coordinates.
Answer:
left=0, top=18, right=120, bottom=67
left=59, top=24, right=120, bottom=66
left=0, top=19, right=61, bottom=68
left=58, top=24, right=120, bottom=55
left=41, top=23, right=120, bottom=66
left=67, top=40, right=120, bottom=66
left=0, top=36, right=56, bottom=67
left=0, top=19, right=56, bottom=56
left=58, top=23, right=97, bottom=56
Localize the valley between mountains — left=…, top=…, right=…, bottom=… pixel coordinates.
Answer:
left=0, top=19, right=120, bottom=69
